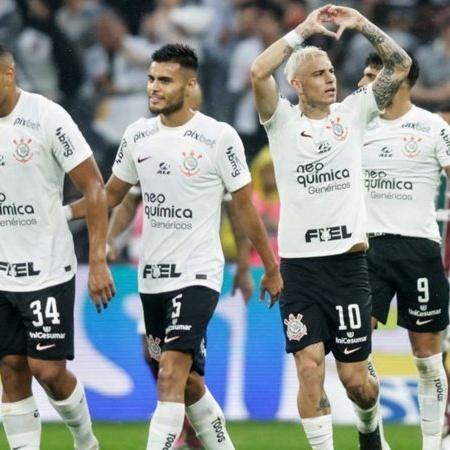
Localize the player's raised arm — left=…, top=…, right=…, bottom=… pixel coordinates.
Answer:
left=250, top=5, right=337, bottom=122
left=329, top=5, right=411, bottom=110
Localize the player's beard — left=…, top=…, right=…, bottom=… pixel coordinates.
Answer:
left=149, top=96, right=185, bottom=116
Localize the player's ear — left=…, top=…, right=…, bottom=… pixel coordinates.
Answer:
left=291, top=78, right=303, bottom=95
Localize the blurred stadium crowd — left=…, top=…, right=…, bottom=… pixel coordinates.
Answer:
left=2, top=0, right=449, bottom=261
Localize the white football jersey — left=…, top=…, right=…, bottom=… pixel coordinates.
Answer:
left=112, top=112, right=251, bottom=294
left=263, top=85, right=379, bottom=258
left=362, top=105, right=450, bottom=242
left=0, top=90, right=92, bottom=291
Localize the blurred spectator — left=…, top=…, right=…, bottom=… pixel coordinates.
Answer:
left=227, top=1, right=292, bottom=161
left=0, top=0, right=22, bottom=48
left=14, top=0, right=83, bottom=104
left=56, top=0, right=102, bottom=53
left=83, top=10, right=155, bottom=174
left=249, top=146, right=279, bottom=265
left=413, top=10, right=450, bottom=109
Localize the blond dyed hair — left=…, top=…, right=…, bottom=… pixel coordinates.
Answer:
left=284, top=46, right=329, bottom=84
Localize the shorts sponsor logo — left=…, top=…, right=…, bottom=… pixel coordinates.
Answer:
left=336, top=335, right=367, bottom=344
left=36, top=343, right=56, bottom=351
left=165, top=323, right=192, bottom=333
left=55, top=127, right=74, bottom=157
left=441, top=128, right=450, bottom=156
left=284, top=313, right=307, bottom=341
left=225, top=146, right=242, bottom=177
left=13, top=138, right=33, bottom=163
left=211, top=417, right=226, bottom=443
left=157, top=162, right=170, bottom=174
left=296, top=162, right=350, bottom=194
left=409, top=308, right=441, bottom=318
left=0, top=261, right=40, bottom=278
left=179, top=150, right=203, bottom=177
left=29, top=331, right=65, bottom=339
left=401, top=122, right=431, bottom=133
left=133, top=125, right=159, bottom=144
left=326, top=117, right=348, bottom=141
left=143, top=264, right=181, bottom=279
left=115, top=139, right=127, bottom=164
left=343, top=346, right=361, bottom=355
left=402, top=136, right=422, bottom=158
left=305, top=225, right=352, bottom=243
left=13, top=117, right=41, bottom=131
left=183, top=129, right=216, bottom=148
left=415, top=318, right=433, bottom=326
left=147, top=335, right=162, bottom=361
left=144, top=192, right=193, bottom=230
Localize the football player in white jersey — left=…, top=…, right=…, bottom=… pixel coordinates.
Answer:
left=359, top=53, right=450, bottom=450
left=0, top=45, right=115, bottom=450
left=251, top=4, right=411, bottom=450
left=68, top=44, right=283, bottom=450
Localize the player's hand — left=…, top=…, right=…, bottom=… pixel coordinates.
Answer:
left=296, top=4, right=338, bottom=40
left=324, top=5, right=365, bottom=39
left=232, top=267, right=255, bottom=305
left=88, top=261, right=116, bottom=313
left=259, top=267, right=283, bottom=308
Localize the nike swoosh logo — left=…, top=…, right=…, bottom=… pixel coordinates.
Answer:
left=416, top=319, right=433, bottom=326
left=13, top=446, right=27, bottom=450
left=36, top=343, right=56, bottom=351
left=137, top=155, right=152, bottom=163
left=164, top=336, right=180, bottom=343
left=343, top=346, right=361, bottom=355
left=300, top=131, right=312, bottom=138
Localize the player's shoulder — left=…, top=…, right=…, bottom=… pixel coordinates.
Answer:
left=409, top=105, right=449, bottom=131
left=20, top=90, right=65, bottom=117
left=190, top=112, right=236, bottom=142
left=122, top=116, right=158, bottom=142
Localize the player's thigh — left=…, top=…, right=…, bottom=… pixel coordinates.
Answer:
left=396, top=239, right=449, bottom=332
left=324, top=254, right=372, bottom=363
left=408, top=330, right=442, bottom=357
left=0, top=291, right=27, bottom=359
left=16, top=277, right=75, bottom=361
left=140, top=291, right=166, bottom=362
left=280, top=259, right=330, bottom=354
left=366, top=242, right=396, bottom=325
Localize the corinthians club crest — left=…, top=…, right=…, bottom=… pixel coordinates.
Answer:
left=284, top=313, right=308, bottom=341
left=326, top=117, right=348, bottom=141
left=402, top=136, right=422, bottom=158
left=13, top=137, right=33, bottom=163
left=147, top=335, right=162, bottom=361
left=179, top=150, right=203, bottom=177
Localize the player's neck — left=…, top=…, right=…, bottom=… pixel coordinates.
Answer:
left=300, top=102, right=330, bottom=120
left=159, top=107, right=195, bottom=127
left=382, top=97, right=412, bottom=120
left=0, top=87, right=20, bottom=118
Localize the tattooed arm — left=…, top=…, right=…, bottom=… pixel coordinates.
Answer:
left=251, top=5, right=336, bottom=122
left=328, top=6, right=411, bottom=110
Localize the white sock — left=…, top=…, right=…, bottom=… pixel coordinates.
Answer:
left=301, top=414, right=334, bottom=450
left=414, top=353, right=448, bottom=450
left=186, top=388, right=235, bottom=449
left=351, top=396, right=379, bottom=434
left=47, top=380, right=98, bottom=450
left=147, top=401, right=184, bottom=450
left=1, top=396, right=41, bottom=450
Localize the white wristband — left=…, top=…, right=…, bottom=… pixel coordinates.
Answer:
left=284, top=30, right=304, bottom=49
left=64, top=205, right=73, bottom=222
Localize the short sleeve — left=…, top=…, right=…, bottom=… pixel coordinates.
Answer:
left=260, top=97, right=295, bottom=133
left=215, top=125, right=251, bottom=193
left=112, top=129, right=139, bottom=185
left=47, top=103, right=92, bottom=173
left=341, top=84, right=380, bottom=126
left=434, top=117, right=450, bottom=168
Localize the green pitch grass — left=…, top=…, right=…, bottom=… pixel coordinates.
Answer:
left=0, top=422, right=422, bottom=449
